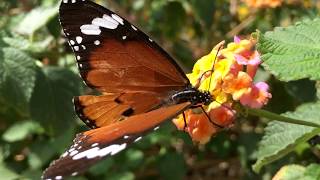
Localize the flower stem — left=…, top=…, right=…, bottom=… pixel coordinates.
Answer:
left=246, top=108, right=320, bottom=128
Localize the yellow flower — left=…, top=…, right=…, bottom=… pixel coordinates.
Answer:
left=172, top=36, right=271, bottom=144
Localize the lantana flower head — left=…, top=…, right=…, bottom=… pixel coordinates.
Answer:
left=173, top=36, right=271, bottom=144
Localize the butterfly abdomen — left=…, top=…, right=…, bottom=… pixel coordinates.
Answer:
left=170, top=87, right=212, bottom=105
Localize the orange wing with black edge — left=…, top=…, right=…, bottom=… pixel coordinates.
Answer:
left=59, top=0, right=189, bottom=94
left=59, top=0, right=191, bottom=129
left=43, top=0, right=194, bottom=179
left=42, top=102, right=191, bottom=179
left=73, top=92, right=164, bottom=128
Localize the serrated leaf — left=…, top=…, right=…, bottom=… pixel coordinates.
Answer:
left=2, top=120, right=43, bottom=142
left=253, top=103, right=320, bottom=172
left=257, top=18, right=320, bottom=81
left=30, top=67, right=81, bottom=135
left=0, top=47, right=37, bottom=116
left=15, top=4, right=58, bottom=35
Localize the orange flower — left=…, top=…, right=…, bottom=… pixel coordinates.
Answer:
left=240, top=82, right=272, bottom=108
left=172, top=36, right=271, bottom=144
left=208, top=104, right=235, bottom=127
left=222, top=71, right=252, bottom=100
left=186, top=111, right=218, bottom=144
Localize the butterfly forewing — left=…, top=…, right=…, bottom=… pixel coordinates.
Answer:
left=59, top=0, right=189, bottom=93
left=42, top=102, right=191, bottom=179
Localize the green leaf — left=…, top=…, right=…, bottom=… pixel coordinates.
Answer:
left=3, top=35, right=53, bottom=54
left=108, top=171, right=135, bottom=180
left=21, top=169, right=43, bottom=180
left=272, top=164, right=320, bottom=180
left=253, top=102, right=320, bottom=172
left=125, top=149, right=144, bottom=169
left=15, top=4, right=58, bottom=35
left=316, top=81, right=320, bottom=100
left=157, top=152, right=186, bottom=180
left=304, top=164, right=320, bottom=180
left=285, top=79, right=317, bottom=103
left=2, top=120, right=43, bottom=142
left=189, top=0, right=215, bottom=27
left=0, top=47, right=37, bottom=116
left=30, top=67, right=81, bottom=135
left=272, top=164, right=305, bottom=180
left=0, top=164, right=19, bottom=180
left=257, top=18, right=320, bottom=81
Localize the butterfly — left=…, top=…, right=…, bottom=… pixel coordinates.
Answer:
left=42, top=0, right=222, bottom=179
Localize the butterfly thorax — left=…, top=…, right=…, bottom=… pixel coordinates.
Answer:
left=170, top=87, right=212, bottom=106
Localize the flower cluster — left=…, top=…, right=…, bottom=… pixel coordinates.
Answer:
left=173, top=36, right=272, bottom=144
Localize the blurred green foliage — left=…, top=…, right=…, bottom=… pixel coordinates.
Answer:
left=0, top=0, right=320, bottom=179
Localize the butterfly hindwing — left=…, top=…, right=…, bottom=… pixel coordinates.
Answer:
left=59, top=0, right=189, bottom=93
left=42, top=102, right=191, bottom=179
left=74, top=92, right=164, bottom=128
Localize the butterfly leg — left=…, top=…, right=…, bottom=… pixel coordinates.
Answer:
left=182, top=111, right=187, bottom=131
left=199, top=106, right=224, bottom=129
left=191, top=105, right=223, bottom=128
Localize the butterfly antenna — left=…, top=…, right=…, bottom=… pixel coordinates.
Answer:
left=208, top=46, right=222, bottom=92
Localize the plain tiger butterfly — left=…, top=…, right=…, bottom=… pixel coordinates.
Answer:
left=42, top=0, right=222, bottom=179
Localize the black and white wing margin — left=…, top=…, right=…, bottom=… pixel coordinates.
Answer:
left=42, top=102, right=190, bottom=179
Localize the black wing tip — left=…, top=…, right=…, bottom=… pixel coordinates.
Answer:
left=73, top=97, right=97, bottom=129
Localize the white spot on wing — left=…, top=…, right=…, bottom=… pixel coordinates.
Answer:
left=72, top=143, right=127, bottom=160
left=70, top=40, right=75, bottom=45
left=92, top=16, right=118, bottom=29
left=124, top=135, right=129, bottom=139
left=71, top=0, right=76, bottom=3
left=55, top=176, right=63, bottom=180
left=71, top=172, right=78, bottom=176
left=154, top=126, right=160, bottom=130
left=99, top=143, right=127, bottom=156
left=80, top=24, right=101, bottom=35
left=131, top=25, right=137, bottom=31
left=73, top=147, right=99, bottom=160
left=76, top=56, right=81, bottom=60
left=134, top=137, right=142, bottom=142
left=91, top=143, right=99, bottom=147
left=63, top=0, right=68, bottom=3
left=149, top=38, right=153, bottom=42
left=61, top=152, right=68, bottom=158
left=76, top=36, right=83, bottom=44
left=111, top=14, right=124, bottom=25
left=70, top=150, right=79, bottom=156
left=94, top=40, right=100, bottom=45
left=73, top=46, right=79, bottom=51
left=122, top=36, right=127, bottom=40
